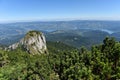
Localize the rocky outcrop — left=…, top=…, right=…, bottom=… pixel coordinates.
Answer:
left=8, top=31, right=47, bottom=55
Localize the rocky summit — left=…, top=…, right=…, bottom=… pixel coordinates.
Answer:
left=8, top=31, right=47, bottom=55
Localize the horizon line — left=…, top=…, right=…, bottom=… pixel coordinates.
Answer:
left=1, top=19, right=120, bottom=24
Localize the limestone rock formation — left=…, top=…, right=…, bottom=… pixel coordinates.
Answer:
left=8, top=31, right=47, bottom=55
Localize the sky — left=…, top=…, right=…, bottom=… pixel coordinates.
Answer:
left=0, top=0, right=120, bottom=22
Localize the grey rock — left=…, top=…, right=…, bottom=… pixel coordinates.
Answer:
left=7, top=31, right=47, bottom=55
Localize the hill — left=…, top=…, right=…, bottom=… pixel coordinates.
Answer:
left=46, top=29, right=110, bottom=49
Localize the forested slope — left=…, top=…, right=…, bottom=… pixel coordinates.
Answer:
left=0, top=37, right=120, bottom=80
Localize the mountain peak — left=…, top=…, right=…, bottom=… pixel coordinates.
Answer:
left=7, top=30, right=48, bottom=55
left=26, top=30, right=42, bottom=36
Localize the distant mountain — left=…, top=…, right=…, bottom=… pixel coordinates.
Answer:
left=46, top=29, right=110, bottom=49
left=0, top=29, right=115, bottom=49
left=47, top=41, right=76, bottom=53
left=0, top=20, right=120, bottom=48
left=0, top=20, right=120, bottom=36
left=111, top=32, right=120, bottom=38
left=0, top=34, right=24, bottom=46
left=111, top=32, right=120, bottom=40
left=83, top=30, right=110, bottom=37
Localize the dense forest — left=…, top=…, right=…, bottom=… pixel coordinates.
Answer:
left=0, top=37, right=120, bottom=80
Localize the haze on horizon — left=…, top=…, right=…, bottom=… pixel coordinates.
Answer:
left=0, top=0, right=120, bottom=22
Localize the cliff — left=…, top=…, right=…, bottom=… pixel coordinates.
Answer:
left=8, top=31, right=47, bottom=55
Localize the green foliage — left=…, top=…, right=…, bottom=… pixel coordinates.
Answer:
left=27, top=30, right=42, bottom=36
left=47, top=41, right=76, bottom=53
left=0, top=37, right=120, bottom=79
left=46, top=30, right=110, bottom=49
left=25, top=30, right=42, bottom=40
left=0, top=48, right=52, bottom=80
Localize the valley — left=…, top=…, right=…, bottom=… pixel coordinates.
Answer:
left=0, top=20, right=120, bottom=48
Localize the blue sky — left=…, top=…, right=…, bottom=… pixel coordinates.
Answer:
left=0, top=0, right=120, bottom=22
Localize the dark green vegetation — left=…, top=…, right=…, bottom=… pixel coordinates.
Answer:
left=26, top=30, right=42, bottom=37
left=46, top=29, right=110, bottom=49
left=0, top=37, right=120, bottom=80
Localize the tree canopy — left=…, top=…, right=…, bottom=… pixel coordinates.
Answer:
left=0, top=37, right=120, bottom=80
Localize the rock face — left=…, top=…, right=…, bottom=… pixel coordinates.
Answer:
left=8, top=31, right=47, bottom=55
